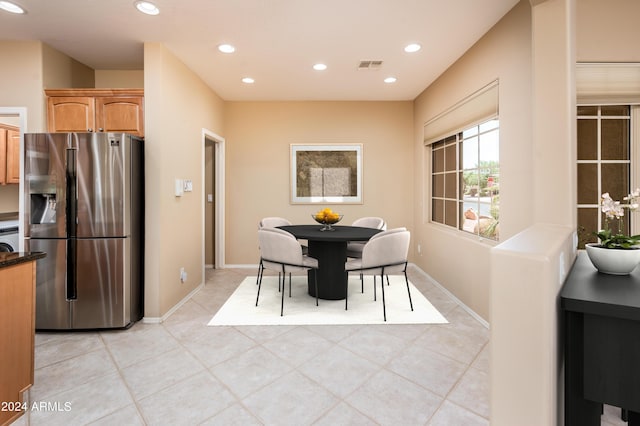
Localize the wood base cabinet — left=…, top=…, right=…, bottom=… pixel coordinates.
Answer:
left=0, top=261, right=36, bottom=426
left=46, top=89, right=144, bottom=137
left=0, top=123, right=20, bottom=185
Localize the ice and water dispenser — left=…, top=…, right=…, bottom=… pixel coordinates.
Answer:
left=29, top=179, right=58, bottom=225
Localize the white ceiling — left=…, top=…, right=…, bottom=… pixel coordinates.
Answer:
left=0, top=0, right=519, bottom=101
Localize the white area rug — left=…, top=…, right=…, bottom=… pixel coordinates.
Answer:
left=208, top=275, right=448, bottom=326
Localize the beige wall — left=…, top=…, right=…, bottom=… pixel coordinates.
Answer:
left=412, top=0, right=532, bottom=321
left=42, top=43, right=94, bottom=88
left=0, top=41, right=44, bottom=214
left=0, top=41, right=46, bottom=132
left=143, top=43, right=225, bottom=318
left=223, top=101, right=414, bottom=266
left=95, top=70, right=144, bottom=88
left=577, top=0, right=640, bottom=61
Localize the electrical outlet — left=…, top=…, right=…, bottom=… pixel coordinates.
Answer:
left=417, top=244, right=422, bottom=255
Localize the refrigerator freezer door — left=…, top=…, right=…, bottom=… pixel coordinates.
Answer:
left=27, top=239, right=71, bottom=330
left=75, top=133, right=130, bottom=238
left=24, top=133, right=70, bottom=238
left=72, top=237, right=131, bottom=329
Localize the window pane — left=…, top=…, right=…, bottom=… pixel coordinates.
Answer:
left=577, top=106, right=597, bottom=116
left=479, top=119, right=499, bottom=132
left=432, top=199, right=444, bottom=223
left=445, top=172, right=457, bottom=199
left=462, top=137, right=478, bottom=170
left=433, top=174, right=444, bottom=198
left=577, top=207, right=598, bottom=248
left=479, top=130, right=499, bottom=163
left=460, top=171, right=479, bottom=197
left=577, top=119, right=597, bottom=160
left=601, top=119, right=629, bottom=160
left=601, top=105, right=629, bottom=116
left=445, top=200, right=457, bottom=227
left=602, top=163, right=629, bottom=202
left=577, top=163, right=598, bottom=204
left=433, top=147, right=444, bottom=173
left=463, top=127, right=478, bottom=138
left=445, top=143, right=457, bottom=171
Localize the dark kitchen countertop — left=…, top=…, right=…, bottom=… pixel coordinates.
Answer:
left=0, top=252, right=46, bottom=269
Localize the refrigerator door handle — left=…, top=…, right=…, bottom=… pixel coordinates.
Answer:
left=66, top=148, right=78, bottom=301
left=66, top=148, right=77, bottom=237
left=66, top=239, right=77, bottom=300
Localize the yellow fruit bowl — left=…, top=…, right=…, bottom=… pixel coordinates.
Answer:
left=312, top=211, right=343, bottom=231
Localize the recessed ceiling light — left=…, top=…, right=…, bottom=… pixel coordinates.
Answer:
left=134, top=1, right=159, bottom=15
left=0, top=1, right=26, bottom=14
left=218, top=44, right=236, bottom=54
left=313, top=63, right=327, bottom=71
left=242, top=77, right=255, bottom=84
left=404, top=43, right=422, bottom=53
left=384, top=77, right=397, bottom=84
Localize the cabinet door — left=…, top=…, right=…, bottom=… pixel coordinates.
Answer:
left=47, top=96, right=96, bottom=132
left=0, top=129, right=6, bottom=185
left=95, top=96, right=144, bottom=137
left=6, top=129, right=20, bottom=184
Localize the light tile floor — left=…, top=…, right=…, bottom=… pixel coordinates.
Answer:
left=12, top=266, right=625, bottom=425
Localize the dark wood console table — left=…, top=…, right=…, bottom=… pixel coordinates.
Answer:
left=278, top=225, right=382, bottom=300
left=560, top=252, right=640, bottom=426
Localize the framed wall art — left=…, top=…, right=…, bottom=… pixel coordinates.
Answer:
left=290, top=144, right=363, bottom=204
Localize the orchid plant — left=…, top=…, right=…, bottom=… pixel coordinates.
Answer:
left=596, top=189, right=640, bottom=249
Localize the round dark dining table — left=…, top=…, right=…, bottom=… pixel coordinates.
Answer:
left=278, top=224, right=382, bottom=300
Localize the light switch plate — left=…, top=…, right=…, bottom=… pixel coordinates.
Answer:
left=183, top=180, right=193, bottom=192
left=175, top=179, right=184, bottom=197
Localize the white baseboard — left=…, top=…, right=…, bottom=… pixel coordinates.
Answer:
left=142, top=282, right=205, bottom=324
left=410, top=263, right=490, bottom=329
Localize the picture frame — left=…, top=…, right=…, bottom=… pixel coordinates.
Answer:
left=290, top=143, right=363, bottom=204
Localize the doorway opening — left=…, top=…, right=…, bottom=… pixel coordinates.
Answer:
left=0, top=107, right=27, bottom=250
left=202, top=129, right=225, bottom=275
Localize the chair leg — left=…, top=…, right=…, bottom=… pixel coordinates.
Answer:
left=373, top=275, right=377, bottom=301
left=256, top=259, right=263, bottom=286
left=255, top=264, right=264, bottom=306
left=314, top=269, right=319, bottom=306
left=380, top=269, right=387, bottom=322
left=404, top=269, right=414, bottom=311
left=360, top=272, right=364, bottom=293
left=280, top=266, right=286, bottom=316
left=289, top=273, right=292, bottom=298
left=386, top=274, right=390, bottom=286
left=345, top=271, right=349, bottom=310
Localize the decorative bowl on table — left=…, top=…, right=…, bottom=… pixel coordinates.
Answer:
left=312, top=208, right=343, bottom=231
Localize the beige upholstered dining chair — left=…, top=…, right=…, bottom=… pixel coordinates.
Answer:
left=345, top=217, right=387, bottom=258
left=346, top=217, right=387, bottom=292
left=256, top=217, right=294, bottom=288
left=344, top=228, right=413, bottom=321
left=257, top=227, right=319, bottom=316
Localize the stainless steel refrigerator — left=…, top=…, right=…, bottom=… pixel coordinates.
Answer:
left=24, top=133, right=144, bottom=330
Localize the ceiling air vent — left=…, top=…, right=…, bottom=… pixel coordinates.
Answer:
left=358, top=60, right=383, bottom=70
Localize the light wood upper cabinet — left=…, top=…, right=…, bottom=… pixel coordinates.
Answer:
left=0, top=124, right=20, bottom=185
left=46, top=89, right=144, bottom=137
left=96, top=96, right=144, bottom=136
left=47, top=96, right=95, bottom=133
left=6, top=128, right=20, bottom=184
